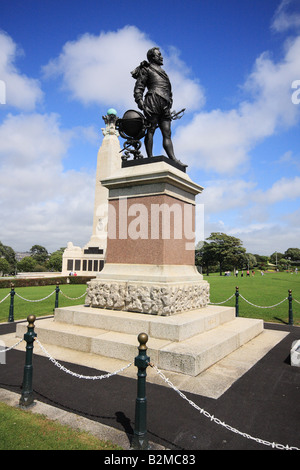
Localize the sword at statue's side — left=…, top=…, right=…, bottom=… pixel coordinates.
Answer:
left=171, top=108, right=186, bottom=120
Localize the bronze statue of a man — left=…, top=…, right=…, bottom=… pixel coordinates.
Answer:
left=131, top=47, right=180, bottom=163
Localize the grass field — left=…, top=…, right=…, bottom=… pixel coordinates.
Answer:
left=0, top=284, right=87, bottom=323
left=0, top=271, right=299, bottom=325
left=205, top=271, right=300, bottom=325
left=0, top=402, right=122, bottom=450
left=0, top=272, right=298, bottom=450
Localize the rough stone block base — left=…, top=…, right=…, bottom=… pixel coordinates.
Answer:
left=85, top=263, right=210, bottom=315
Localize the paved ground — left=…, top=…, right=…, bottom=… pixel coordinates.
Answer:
left=0, top=320, right=299, bottom=451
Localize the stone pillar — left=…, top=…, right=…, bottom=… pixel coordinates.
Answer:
left=86, top=109, right=122, bottom=251
left=61, top=109, right=122, bottom=276
left=86, top=158, right=210, bottom=315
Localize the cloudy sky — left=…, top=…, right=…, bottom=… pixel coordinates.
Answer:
left=0, top=0, right=300, bottom=255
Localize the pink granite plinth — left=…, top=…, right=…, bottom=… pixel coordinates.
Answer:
left=86, top=161, right=209, bottom=315
left=106, top=194, right=195, bottom=266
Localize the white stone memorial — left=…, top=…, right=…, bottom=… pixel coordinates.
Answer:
left=16, top=108, right=264, bottom=377
left=61, top=109, right=121, bottom=276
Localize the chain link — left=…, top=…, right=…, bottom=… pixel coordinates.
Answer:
left=148, top=362, right=299, bottom=450
left=209, top=293, right=235, bottom=305
left=59, top=289, right=86, bottom=300
left=35, top=339, right=132, bottom=379
left=0, top=293, right=10, bottom=304
left=239, top=294, right=288, bottom=309
left=1, top=330, right=298, bottom=449
left=0, top=338, right=23, bottom=352
left=15, top=291, right=55, bottom=302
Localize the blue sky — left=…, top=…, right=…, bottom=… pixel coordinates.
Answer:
left=0, top=0, right=300, bottom=255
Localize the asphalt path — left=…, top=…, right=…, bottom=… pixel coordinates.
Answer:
left=0, top=321, right=299, bottom=452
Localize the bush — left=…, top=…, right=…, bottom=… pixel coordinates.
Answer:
left=0, top=276, right=95, bottom=289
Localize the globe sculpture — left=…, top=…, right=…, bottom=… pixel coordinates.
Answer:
left=116, top=109, right=148, bottom=160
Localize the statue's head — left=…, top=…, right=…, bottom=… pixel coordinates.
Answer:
left=147, top=47, right=163, bottom=65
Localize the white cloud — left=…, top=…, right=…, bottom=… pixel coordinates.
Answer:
left=197, top=173, right=300, bottom=255
left=199, top=179, right=256, bottom=214
left=0, top=31, right=43, bottom=110
left=271, top=0, right=300, bottom=33
left=174, top=109, right=251, bottom=173
left=227, top=222, right=300, bottom=255
left=163, top=46, right=205, bottom=112
left=0, top=113, right=95, bottom=251
left=42, top=26, right=154, bottom=109
left=174, top=35, right=300, bottom=174
left=42, top=26, right=205, bottom=114
left=252, top=176, right=300, bottom=205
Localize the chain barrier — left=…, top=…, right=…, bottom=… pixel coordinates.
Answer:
left=0, top=293, right=10, bottom=304
left=2, top=286, right=86, bottom=322
left=209, top=293, right=235, bottom=305
left=35, top=339, right=132, bottom=379
left=210, top=293, right=289, bottom=309
left=59, top=289, right=86, bottom=300
left=148, top=361, right=299, bottom=451
left=2, top=287, right=85, bottom=304
left=239, top=294, right=288, bottom=309
left=0, top=338, right=23, bottom=352
left=1, top=330, right=299, bottom=449
left=293, top=298, right=300, bottom=304
left=15, top=291, right=56, bottom=303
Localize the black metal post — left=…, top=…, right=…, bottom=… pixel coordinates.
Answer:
left=132, top=333, right=150, bottom=450
left=19, top=315, right=37, bottom=408
left=8, top=283, right=15, bottom=323
left=235, top=286, right=239, bottom=317
left=54, top=282, right=60, bottom=310
left=288, top=289, right=293, bottom=326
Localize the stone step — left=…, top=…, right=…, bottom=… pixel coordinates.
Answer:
left=53, top=304, right=236, bottom=341
left=16, top=313, right=263, bottom=376
left=158, top=317, right=263, bottom=376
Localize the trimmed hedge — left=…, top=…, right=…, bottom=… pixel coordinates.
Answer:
left=0, top=276, right=95, bottom=289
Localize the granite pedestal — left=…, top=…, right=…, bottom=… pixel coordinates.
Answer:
left=16, top=159, right=263, bottom=377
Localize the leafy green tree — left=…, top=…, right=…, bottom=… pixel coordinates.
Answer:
left=17, top=256, right=37, bottom=272
left=0, top=258, right=10, bottom=275
left=30, top=245, right=49, bottom=264
left=270, top=252, right=284, bottom=265
left=0, top=241, right=16, bottom=266
left=205, top=232, right=246, bottom=275
left=47, top=248, right=65, bottom=272
left=254, top=254, right=270, bottom=269
left=195, top=241, right=218, bottom=275
left=245, top=253, right=257, bottom=269
left=284, top=248, right=300, bottom=261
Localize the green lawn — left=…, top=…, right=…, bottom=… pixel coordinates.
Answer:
left=0, top=272, right=299, bottom=325
left=205, top=271, right=300, bottom=325
left=0, top=272, right=298, bottom=450
left=0, top=284, right=87, bottom=323
left=0, top=402, right=122, bottom=450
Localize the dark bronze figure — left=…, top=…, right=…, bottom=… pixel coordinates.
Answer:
left=131, top=47, right=183, bottom=164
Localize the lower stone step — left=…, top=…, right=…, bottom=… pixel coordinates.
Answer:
left=158, top=317, right=263, bottom=375
left=16, top=314, right=263, bottom=376
left=53, top=304, right=236, bottom=341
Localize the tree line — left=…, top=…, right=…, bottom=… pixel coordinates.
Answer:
left=195, top=232, right=300, bottom=275
left=1, top=234, right=300, bottom=276
left=0, top=243, right=65, bottom=275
